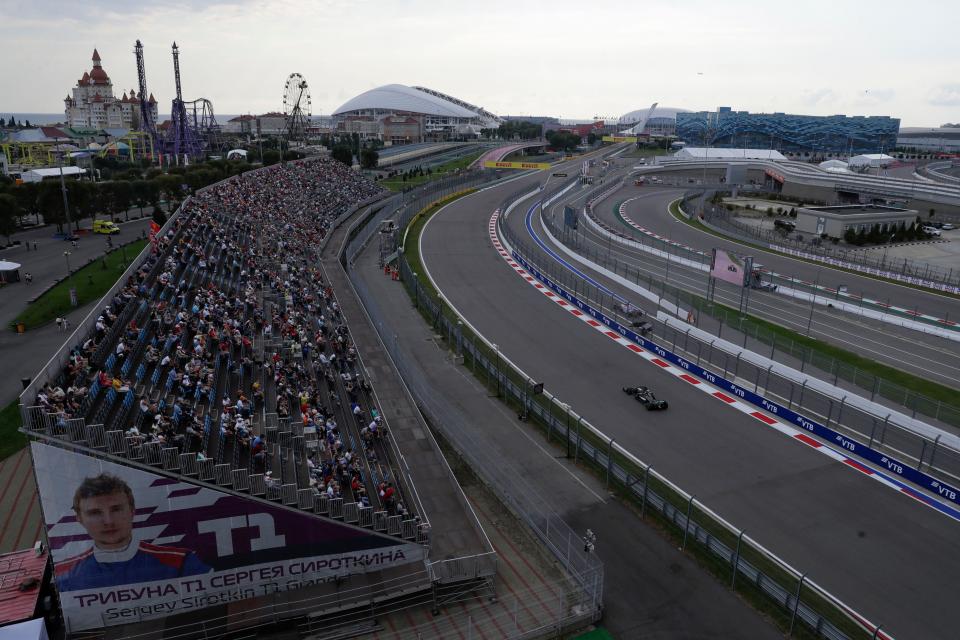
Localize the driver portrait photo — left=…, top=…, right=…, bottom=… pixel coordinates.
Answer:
left=55, top=473, right=211, bottom=591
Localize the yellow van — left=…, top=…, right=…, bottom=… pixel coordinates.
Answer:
left=93, top=220, right=121, bottom=235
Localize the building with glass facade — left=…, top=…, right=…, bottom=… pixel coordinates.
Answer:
left=676, top=107, right=900, bottom=154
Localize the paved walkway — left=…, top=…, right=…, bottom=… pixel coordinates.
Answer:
left=321, top=206, right=491, bottom=565
left=0, top=216, right=154, bottom=554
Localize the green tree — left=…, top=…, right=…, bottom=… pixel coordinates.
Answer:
left=587, top=133, right=597, bottom=145
left=156, top=175, right=183, bottom=210
left=110, top=180, right=134, bottom=221
left=69, top=181, right=98, bottom=225
left=497, top=121, right=542, bottom=140
left=843, top=228, right=856, bottom=244
left=262, top=149, right=281, bottom=166
left=0, top=193, right=20, bottom=242
left=132, top=180, right=151, bottom=216
left=331, top=145, right=353, bottom=166
left=37, top=182, right=67, bottom=230
left=360, top=148, right=379, bottom=170
left=12, top=183, right=40, bottom=225
left=545, top=130, right=581, bottom=152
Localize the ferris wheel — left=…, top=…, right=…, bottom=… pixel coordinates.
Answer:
left=283, top=73, right=311, bottom=142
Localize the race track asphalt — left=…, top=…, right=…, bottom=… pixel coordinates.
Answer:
left=420, top=158, right=960, bottom=639
left=582, top=186, right=960, bottom=391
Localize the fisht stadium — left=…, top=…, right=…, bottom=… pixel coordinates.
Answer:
left=617, top=106, right=690, bottom=137
left=332, top=84, right=503, bottom=143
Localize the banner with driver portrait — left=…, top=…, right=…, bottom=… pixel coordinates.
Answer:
left=31, top=442, right=425, bottom=632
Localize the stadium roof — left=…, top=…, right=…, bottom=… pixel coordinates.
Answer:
left=619, top=106, right=690, bottom=124
left=675, top=147, right=786, bottom=161
left=333, top=84, right=480, bottom=119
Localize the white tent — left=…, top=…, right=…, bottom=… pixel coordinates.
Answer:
left=19, top=167, right=86, bottom=183
left=848, top=153, right=895, bottom=168
left=819, top=159, right=850, bottom=174
left=819, top=159, right=848, bottom=170
left=226, top=149, right=248, bottom=161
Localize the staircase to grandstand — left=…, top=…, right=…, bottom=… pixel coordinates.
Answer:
left=22, top=162, right=429, bottom=550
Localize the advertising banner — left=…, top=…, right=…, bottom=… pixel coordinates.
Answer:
left=601, top=136, right=637, bottom=143
left=32, top=443, right=424, bottom=632
left=711, top=248, right=748, bottom=286
left=512, top=251, right=960, bottom=520
left=482, top=161, right=551, bottom=170
left=508, top=250, right=960, bottom=518
left=148, top=221, right=161, bottom=255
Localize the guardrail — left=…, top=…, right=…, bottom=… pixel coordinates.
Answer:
left=537, top=186, right=960, bottom=494
left=486, top=184, right=892, bottom=639
left=348, top=170, right=896, bottom=638
left=343, top=170, right=604, bottom=623
left=702, top=205, right=960, bottom=293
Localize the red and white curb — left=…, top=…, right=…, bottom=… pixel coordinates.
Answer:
left=490, top=208, right=959, bottom=523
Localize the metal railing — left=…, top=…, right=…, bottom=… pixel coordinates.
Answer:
left=663, top=197, right=960, bottom=431
left=379, top=179, right=892, bottom=639
left=343, top=171, right=605, bottom=623
left=534, top=189, right=960, bottom=492
left=699, top=195, right=960, bottom=289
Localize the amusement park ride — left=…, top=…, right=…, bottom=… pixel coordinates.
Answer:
left=134, top=39, right=224, bottom=164
left=283, top=73, right=312, bottom=145
left=0, top=44, right=309, bottom=173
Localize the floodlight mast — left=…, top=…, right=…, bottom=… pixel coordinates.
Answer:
left=134, top=40, right=157, bottom=153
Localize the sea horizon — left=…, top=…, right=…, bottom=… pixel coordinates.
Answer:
left=0, top=112, right=246, bottom=126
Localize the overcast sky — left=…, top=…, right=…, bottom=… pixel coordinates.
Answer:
left=2, top=0, right=958, bottom=126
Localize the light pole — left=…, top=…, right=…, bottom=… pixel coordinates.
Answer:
left=805, top=268, right=822, bottom=337
left=493, top=343, right=501, bottom=397
left=56, top=148, right=74, bottom=232
left=64, top=250, right=77, bottom=307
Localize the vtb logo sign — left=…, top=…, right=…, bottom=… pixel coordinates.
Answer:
left=197, top=513, right=286, bottom=556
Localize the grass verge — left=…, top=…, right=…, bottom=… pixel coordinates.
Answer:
left=668, top=198, right=960, bottom=301
left=380, top=151, right=483, bottom=192
left=396, top=189, right=875, bottom=639
left=12, top=240, right=148, bottom=331
left=0, top=401, right=27, bottom=462
left=660, top=199, right=959, bottom=415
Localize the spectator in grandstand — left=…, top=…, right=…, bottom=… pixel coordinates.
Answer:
left=56, top=473, right=210, bottom=591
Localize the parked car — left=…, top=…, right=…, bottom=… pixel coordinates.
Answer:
left=93, top=220, right=121, bottom=235
left=942, top=223, right=956, bottom=230
left=922, top=226, right=942, bottom=237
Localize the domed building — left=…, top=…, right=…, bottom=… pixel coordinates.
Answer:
left=618, top=106, right=690, bottom=137
left=332, top=84, right=502, bottom=144
left=64, top=49, right=158, bottom=130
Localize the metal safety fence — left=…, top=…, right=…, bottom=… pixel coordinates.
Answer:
left=699, top=194, right=960, bottom=289
left=674, top=196, right=960, bottom=430
left=370, top=179, right=894, bottom=639
left=532, top=196, right=960, bottom=489
left=343, top=172, right=604, bottom=628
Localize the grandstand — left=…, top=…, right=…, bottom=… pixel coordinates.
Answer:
left=18, top=159, right=446, bottom=635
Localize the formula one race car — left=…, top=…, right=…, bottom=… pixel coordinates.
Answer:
left=622, top=385, right=669, bottom=410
